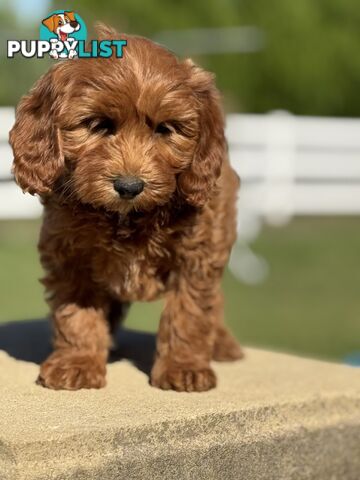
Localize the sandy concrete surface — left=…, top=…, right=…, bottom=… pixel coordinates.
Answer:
left=1, top=327, right=360, bottom=479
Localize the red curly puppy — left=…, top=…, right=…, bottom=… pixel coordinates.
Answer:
left=9, top=25, right=242, bottom=392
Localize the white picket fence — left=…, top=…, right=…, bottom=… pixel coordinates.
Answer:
left=0, top=107, right=42, bottom=218
left=228, top=111, right=360, bottom=282
left=228, top=112, right=360, bottom=241
left=1, top=107, right=360, bottom=281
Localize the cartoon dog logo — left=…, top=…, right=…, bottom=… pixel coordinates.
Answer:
left=42, top=11, right=80, bottom=59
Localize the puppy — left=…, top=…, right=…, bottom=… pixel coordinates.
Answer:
left=42, top=11, right=80, bottom=59
left=9, top=25, right=243, bottom=392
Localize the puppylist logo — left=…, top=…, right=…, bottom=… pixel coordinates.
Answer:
left=40, top=10, right=86, bottom=59
left=7, top=10, right=127, bottom=60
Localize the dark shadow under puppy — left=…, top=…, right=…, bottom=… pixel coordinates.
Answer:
left=0, top=319, right=156, bottom=376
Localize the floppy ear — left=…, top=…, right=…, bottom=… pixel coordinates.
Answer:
left=42, top=15, right=56, bottom=33
left=177, top=60, right=226, bottom=207
left=65, top=11, right=76, bottom=22
left=9, top=69, right=64, bottom=195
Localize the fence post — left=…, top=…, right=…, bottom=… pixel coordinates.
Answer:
left=263, top=110, right=296, bottom=226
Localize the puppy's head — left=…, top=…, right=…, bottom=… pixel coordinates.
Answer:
left=10, top=25, right=225, bottom=213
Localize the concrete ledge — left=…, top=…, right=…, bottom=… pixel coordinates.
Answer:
left=1, top=323, right=360, bottom=479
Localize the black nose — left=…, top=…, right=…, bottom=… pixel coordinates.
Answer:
left=113, top=177, right=145, bottom=199
left=70, top=21, right=78, bottom=28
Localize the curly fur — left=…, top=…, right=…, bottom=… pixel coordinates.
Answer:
left=9, top=25, right=243, bottom=392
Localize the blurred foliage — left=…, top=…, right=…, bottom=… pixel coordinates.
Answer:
left=0, top=0, right=360, bottom=115
left=0, top=4, right=51, bottom=105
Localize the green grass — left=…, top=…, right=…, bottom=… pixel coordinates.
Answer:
left=1, top=218, right=360, bottom=361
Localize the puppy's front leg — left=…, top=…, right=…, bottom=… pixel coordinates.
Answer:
left=38, top=303, right=111, bottom=390
left=151, top=278, right=221, bottom=392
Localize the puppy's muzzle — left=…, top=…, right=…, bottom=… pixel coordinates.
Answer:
left=70, top=21, right=79, bottom=29
left=113, top=176, right=145, bottom=199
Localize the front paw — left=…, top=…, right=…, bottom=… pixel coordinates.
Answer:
left=37, top=350, right=106, bottom=390
left=151, top=361, right=217, bottom=392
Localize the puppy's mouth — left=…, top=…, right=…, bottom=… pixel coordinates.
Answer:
left=60, top=31, right=68, bottom=42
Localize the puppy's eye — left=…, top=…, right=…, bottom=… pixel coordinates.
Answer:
left=155, top=122, right=173, bottom=135
left=84, top=117, right=116, bottom=136
left=58, top=20, right=63, bottom=26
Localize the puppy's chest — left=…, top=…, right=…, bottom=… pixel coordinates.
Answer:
left=92, top=230, right=177, bottom=302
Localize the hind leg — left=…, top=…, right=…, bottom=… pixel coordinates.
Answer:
left=212, top=291, right=244, bottom=362
left=212, top=325, right=244, bottom=361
